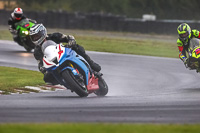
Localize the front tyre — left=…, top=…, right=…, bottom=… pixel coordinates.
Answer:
left=61, top=70, right=88, bottom=97
left=95, top=76, right=108, bottom=96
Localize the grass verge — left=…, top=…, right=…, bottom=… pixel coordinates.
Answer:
left=77, top=35, right=177, bottom=58
left=0, top=123, right=200, bottom=133
left=0, top=27, right=178, bottom=58
left=0, top=66, right=44, bottom=94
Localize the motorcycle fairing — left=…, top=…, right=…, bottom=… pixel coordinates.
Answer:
left=43, top=44, right=91, bottom=85
left=192, top=47, right=200, bottom=59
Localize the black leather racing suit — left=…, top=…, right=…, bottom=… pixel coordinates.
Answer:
left=34, top=32, right=101, bottom=84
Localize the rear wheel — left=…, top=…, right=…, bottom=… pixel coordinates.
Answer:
left=95, top=76, right=108, bottom=96
left=61, top=69, right=88, bottom=97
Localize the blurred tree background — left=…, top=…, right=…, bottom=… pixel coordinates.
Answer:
left=3, top=0, right=200, bottom=20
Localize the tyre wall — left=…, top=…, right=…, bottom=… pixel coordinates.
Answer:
left=1, top=10, right=200, bottom=35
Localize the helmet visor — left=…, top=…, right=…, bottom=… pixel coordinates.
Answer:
left=14, top=13, right=22, bottom=18
left=30, top=30, right=45, bottom=42
left=179, top=32, right=189, bottom=38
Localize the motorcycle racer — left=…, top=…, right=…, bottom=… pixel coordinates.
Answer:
left=29, top=24, right=101, bottom=84
left=8, top=8, right=36, bottom=46
left=177, top=23, right=200, bottom=69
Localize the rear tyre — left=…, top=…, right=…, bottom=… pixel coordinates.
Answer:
left=95, top=76, right=108, bottom=96
left=61, top=70, right=88, bottom=97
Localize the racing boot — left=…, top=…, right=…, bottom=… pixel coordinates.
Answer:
left=196, top=64, right=200, bottom=73
left=196, top=66, right=200, bottom=73
left=72, top=44, right=101, bottom=72
left=85, top=55, right=101, bottom=72
left=43, top=72, right=59, bottom=85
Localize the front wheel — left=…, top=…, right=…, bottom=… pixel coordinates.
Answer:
left=95, top=76, right=108, bottom=96
left=61, top=70, right=88, bottom=97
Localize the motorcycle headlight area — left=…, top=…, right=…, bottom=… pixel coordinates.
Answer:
left=22, top=31, right=29, bottom=35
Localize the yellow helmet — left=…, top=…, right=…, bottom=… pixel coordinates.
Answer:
left=177, top=23, right=191, bottom=42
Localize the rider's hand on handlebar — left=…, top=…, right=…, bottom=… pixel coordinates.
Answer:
left=67, top=35, right=75, bottom=40
left=9, top=28, right=17, bottom=35
left=39, top=66, right=46, bottom=74
left=68, top=39, right=76, bottom=47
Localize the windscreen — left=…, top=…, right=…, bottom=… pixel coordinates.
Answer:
left=189, top=38, right=200, bottom=51
left=42, top=40, right=57, bottom=53
left=14, top=19, right=29, bottom=27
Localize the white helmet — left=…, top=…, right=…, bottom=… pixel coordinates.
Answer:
left=12, top=8, right=23, bottom=20
left=29, top=24, right=47, bottom=46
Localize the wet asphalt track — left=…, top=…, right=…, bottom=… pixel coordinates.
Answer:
left=0, top=40, right=200, bottom=123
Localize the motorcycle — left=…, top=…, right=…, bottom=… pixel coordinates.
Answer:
left=14, top=19, right=35, bottom=52
left=187, top=38, right=200, bottom=71
left=42, top=42, right=108, bottom=97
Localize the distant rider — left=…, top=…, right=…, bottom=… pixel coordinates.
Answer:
left=177, top=23, right=200, bottom=70
left=29, top=24, right=101, bottom=84
left=8, top=8, right=36, bottom=46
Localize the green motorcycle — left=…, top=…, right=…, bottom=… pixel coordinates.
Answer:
left=14, top=19, right=35, bottom=52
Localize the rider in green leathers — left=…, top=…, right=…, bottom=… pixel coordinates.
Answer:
left=177, top=23, right=200, bottom=70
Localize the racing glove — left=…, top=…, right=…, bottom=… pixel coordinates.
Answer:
left=66, top=35, right=75, bottom=40
left=65, top=35, right=76, bottom=46
left=39, top=66, right=46, bottom=74
left=9, top=26, right=17, bottom=35
left=68, top=39, right=76, bottom=47
left=38, top=60, right=46, bottom=74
